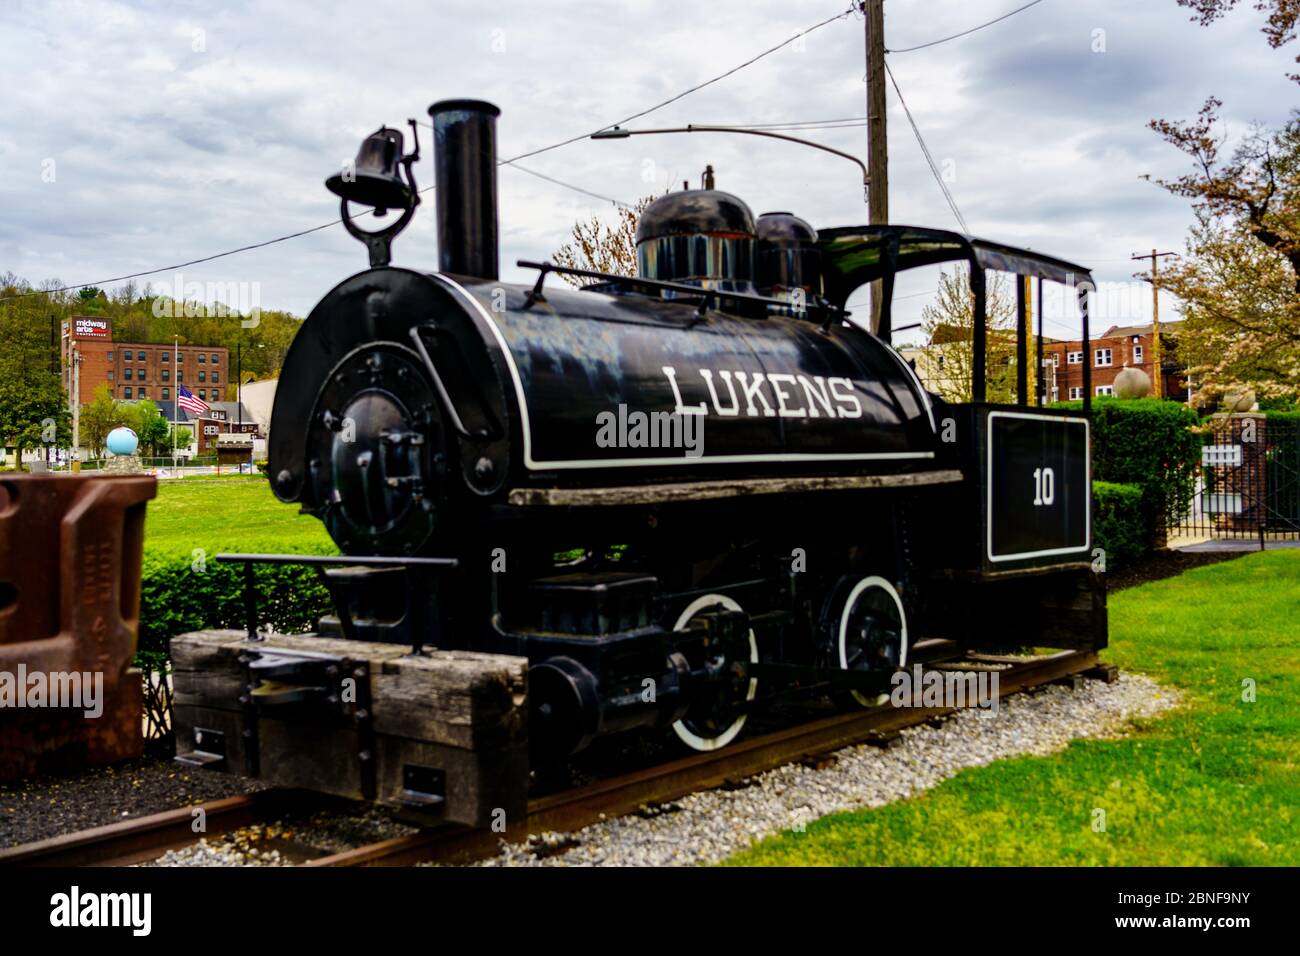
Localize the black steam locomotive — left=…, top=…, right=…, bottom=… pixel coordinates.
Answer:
left=178, top=99, right=1104, bottom=808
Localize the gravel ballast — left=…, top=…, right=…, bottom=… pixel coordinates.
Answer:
left=478, top=672, right=1177, bottom=867
left=147, top=807, right=420, bottom=867
left=0, top=758, right=266, bottom=849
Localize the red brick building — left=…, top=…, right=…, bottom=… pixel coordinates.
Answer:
left=61, top=316, right=230, bottom=407
left=1039, top=323, right=1186, bottom=402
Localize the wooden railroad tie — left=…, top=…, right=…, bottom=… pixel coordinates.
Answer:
left=1082, top=663, right=1121, bottom=684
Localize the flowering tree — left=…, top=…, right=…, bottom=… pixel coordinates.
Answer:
left=552, top=197, right=658, bottom=286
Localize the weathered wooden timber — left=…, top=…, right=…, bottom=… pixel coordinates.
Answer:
left=171, top=629, right=528, bottom=827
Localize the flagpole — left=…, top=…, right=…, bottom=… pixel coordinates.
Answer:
left=172, top=335, right=178, bottom=472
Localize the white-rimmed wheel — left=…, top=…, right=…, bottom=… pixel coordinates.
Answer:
left=671, top=593, right=759, bottom=752
left=836, top=575, right=908, bottom=707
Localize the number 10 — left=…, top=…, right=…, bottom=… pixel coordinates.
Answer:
left=1033, top=467, right=1055, bottom=506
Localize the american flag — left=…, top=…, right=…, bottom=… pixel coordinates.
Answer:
left=177, top=384, right=209, bottom=415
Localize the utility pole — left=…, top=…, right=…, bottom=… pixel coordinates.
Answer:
left=70, top=348, right=81, bottom=461
left=1131, top=249, right=1176, bottom=399
left=864, top=0, right=889, bottom=333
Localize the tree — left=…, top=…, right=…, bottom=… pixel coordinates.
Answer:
left=0, top=280, right=70, bottom=460
left=130, top=400, right=172, bottom=458
left=552, top=196, right=658, bottom=286
left=1174, top=0, right=1299, bottom=81
left=1147, top=104, right=1300, bottom=399
left=168, top=424, right=193, bottom=454
left=1158, top=215, right=1299, bottom=400
left=0, top=375, right=69, bottom=460
left=918, top=269, right=1021, bottom=404
left=1149, top=103, right=1300, bottom=290
left=79, top=384, right=129, bottom=458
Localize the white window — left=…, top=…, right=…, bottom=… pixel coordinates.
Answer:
left=1067, top=351, right=1083, bottom=364
left=1069, top=386, right=1083, bottom=400
left=204, top=425, right=218, bottom=436
left=1095, top=348, right=1113, bottom=367
left=1133, top=345, right=1144, bottom=363
left=1096, top=385, right=1114, bottom=396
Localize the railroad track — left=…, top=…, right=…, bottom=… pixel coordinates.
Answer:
left=308, top=647, right=1110, bottom=866
left=0, top=789, right=315, bottom=867
left=0, top=649, right=1112, bottom=868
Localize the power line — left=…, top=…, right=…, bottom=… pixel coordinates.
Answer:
left=498, top=4, right=859, bottom=166
left=505, top=163, right=632, bottom=208
left=888, top=0, right=1049, bottom=54
left=1, top=4, right=858, bottom=304
left=883, top=59, right=970, bottom=234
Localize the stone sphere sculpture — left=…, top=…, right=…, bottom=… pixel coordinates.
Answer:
left=1113, top=367, right=1152, bottom=399
left=1223, top=389, right=1257, bottom=413
left=105, top=426, right=139, bottom=456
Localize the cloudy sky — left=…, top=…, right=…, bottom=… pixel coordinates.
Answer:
left=0, top=0, right=1294, bottom=344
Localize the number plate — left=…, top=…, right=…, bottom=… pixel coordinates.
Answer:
left=987, top=411, right=1090, bottom=563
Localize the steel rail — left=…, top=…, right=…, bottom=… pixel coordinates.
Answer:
left=0, top=789, right=318, bottom=867
left=0, top=650, right=1109, bottom=868
left=308, top=649, right=1104, bottom=867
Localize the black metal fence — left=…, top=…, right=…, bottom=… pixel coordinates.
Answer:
left=139, top=657, right=175, bottom=757
left=1169, top=415, right=1300, bottom=543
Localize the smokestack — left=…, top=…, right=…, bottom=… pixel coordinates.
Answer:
left=427, top=99, right=500, bottom=280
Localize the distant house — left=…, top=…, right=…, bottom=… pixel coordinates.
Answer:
left=1042, top=322, right=1186, bottom=401
left=154, top=399, right=258, bottom=456
left=900, top=321, right=1186, bottom=403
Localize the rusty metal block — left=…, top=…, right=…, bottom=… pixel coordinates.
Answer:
left=0, top=474, right=156, bottom=779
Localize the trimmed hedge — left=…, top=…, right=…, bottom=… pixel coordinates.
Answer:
left=1054, top=398, right=1200, bottom=546
left=139, top=538, right=336, bottom=658
left=1092, top=481, right=1147, bottom=570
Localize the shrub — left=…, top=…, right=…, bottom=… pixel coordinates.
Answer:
left=1092, top=481, right=1147, bottom=570
left=1054, top=397, right=1200, bottom=545
left=139, top=536, right=336, bottom=658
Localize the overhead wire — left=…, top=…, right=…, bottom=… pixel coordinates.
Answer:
left=0, top=4, right=858, bottom=304
left=887, top=0, right=1049, bottom=54
left=882, top=58, right=969, bottom=234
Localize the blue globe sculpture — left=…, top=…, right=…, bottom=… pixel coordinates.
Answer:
left=106, top=426, right=139, bottom=456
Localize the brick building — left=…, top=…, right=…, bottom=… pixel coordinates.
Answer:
left=1038, top=323, right=1186, bottom=402
left=61, top=316, right=230, bottom=407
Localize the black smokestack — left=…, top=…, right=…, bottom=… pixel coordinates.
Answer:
left=427, top=99, right=500, bottom=280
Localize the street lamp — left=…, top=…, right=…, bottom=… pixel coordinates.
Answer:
left=591, top=125, right=870, bottom=201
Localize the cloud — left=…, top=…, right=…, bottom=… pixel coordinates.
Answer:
left=0, top=0, right=1293, bottom=324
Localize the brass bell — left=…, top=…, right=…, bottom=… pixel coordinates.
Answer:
left=326, top=127, right=414, bottom=215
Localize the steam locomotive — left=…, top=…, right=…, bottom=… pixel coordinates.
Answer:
left=175, top=99, right=1104, bottom=812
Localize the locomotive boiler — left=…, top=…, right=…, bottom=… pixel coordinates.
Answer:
left=173, top=98, right=1106, bottom=821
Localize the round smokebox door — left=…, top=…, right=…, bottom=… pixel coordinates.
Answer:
left=309, top=343, right=445, bottom=554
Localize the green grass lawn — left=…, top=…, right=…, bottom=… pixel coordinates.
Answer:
left=724, top=550, right=1300, bottom=866
left=144, top=477, right=336, bottom=558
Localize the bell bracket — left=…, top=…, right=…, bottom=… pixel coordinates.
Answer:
left=338, top=118, right=422, bottom=268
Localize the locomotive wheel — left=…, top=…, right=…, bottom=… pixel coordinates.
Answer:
left=671, top=593, right=759, bottom=752
left=835, top=575, right=908, bottom=708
